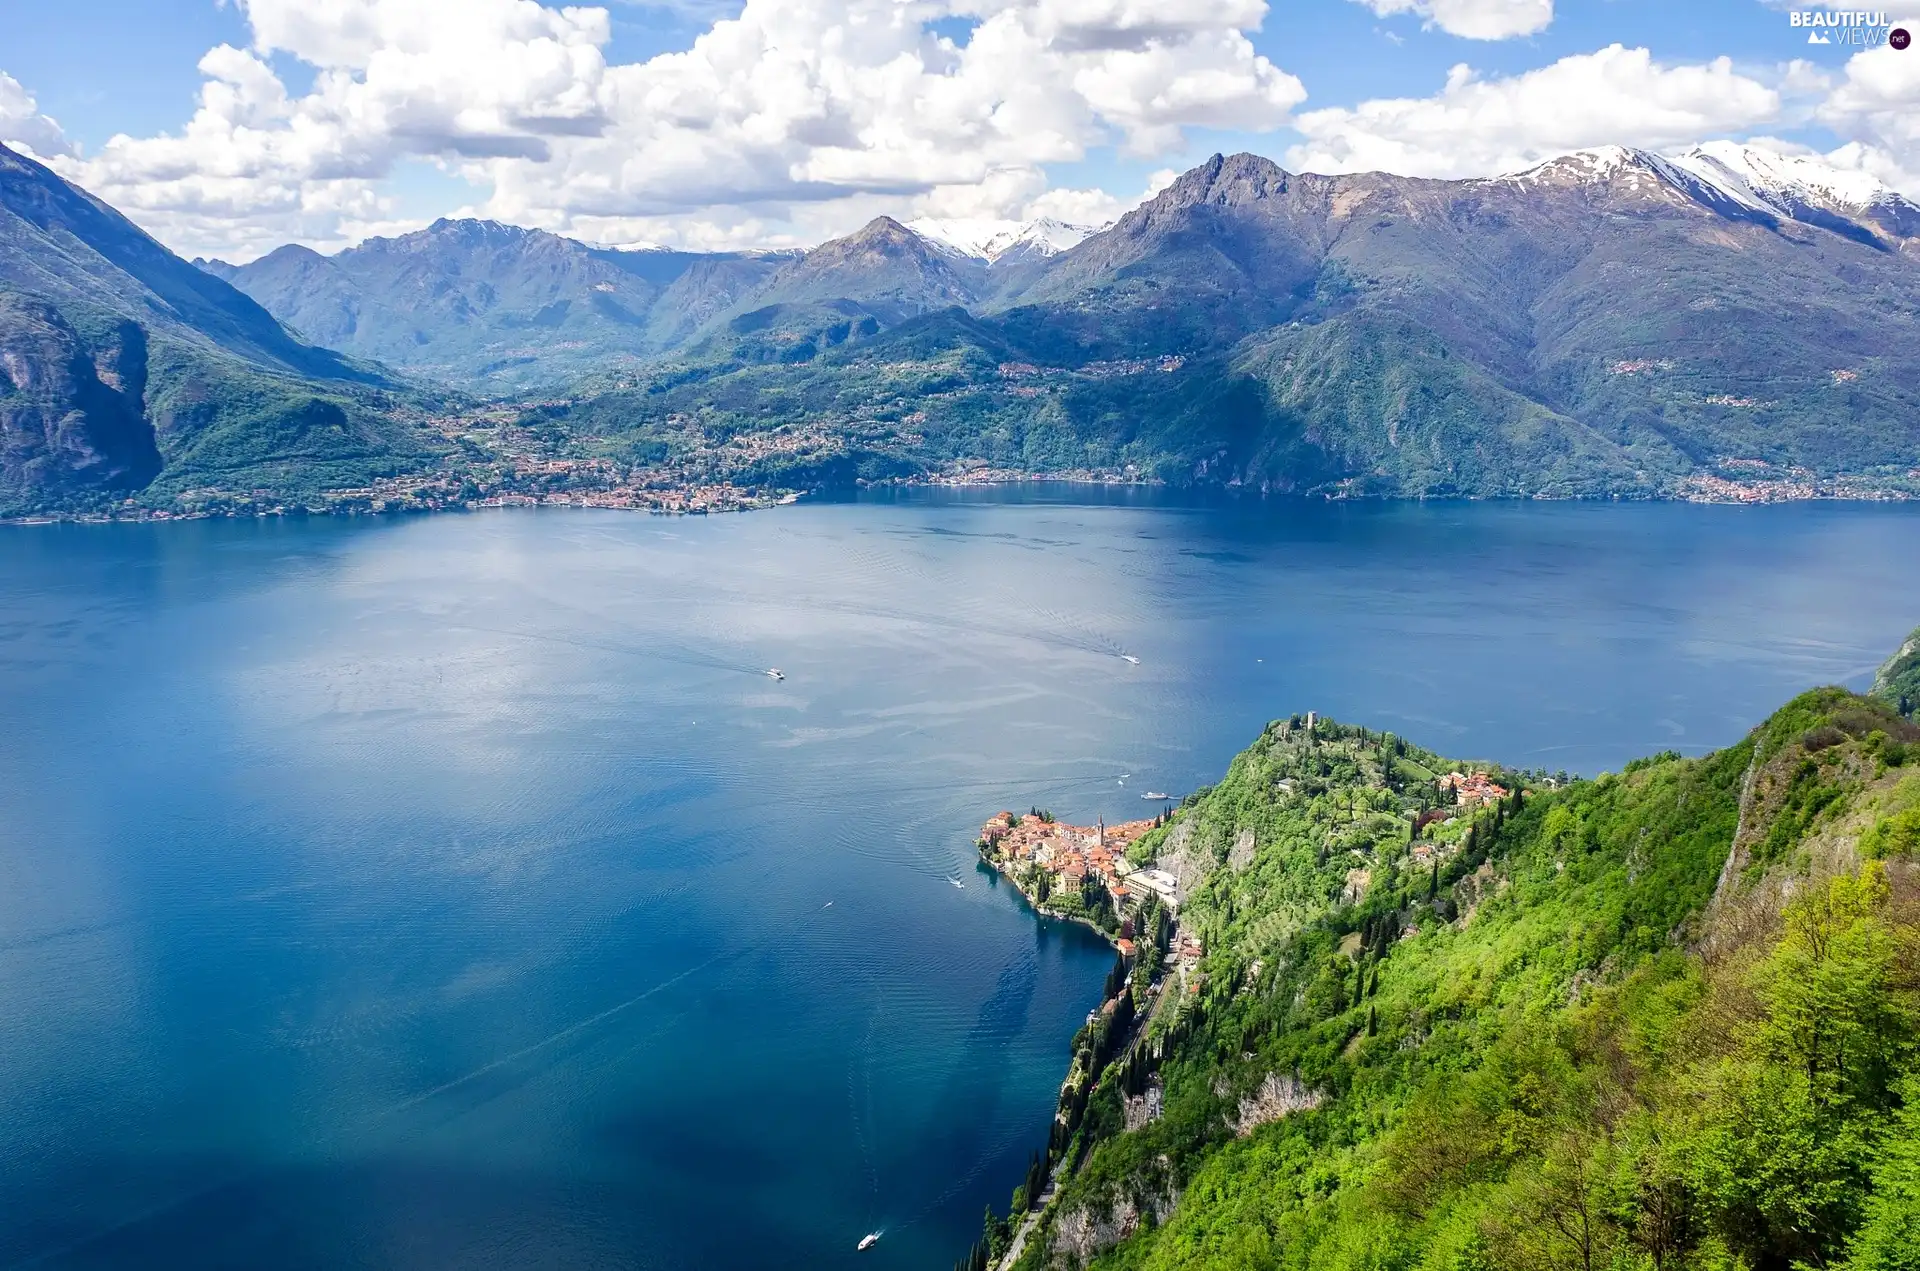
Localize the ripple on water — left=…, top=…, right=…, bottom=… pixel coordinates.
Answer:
left=4, top=497, right=1920, bottom=1268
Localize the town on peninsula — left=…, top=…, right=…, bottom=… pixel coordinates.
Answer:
left=966, top=713, right=1520, bottom=1270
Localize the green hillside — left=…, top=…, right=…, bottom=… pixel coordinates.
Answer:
left=972, top=682, right=1920, bottom=1271
left=1876, top=628, right=1920, bottom=721
left=1, top=142, right=441, bottom=515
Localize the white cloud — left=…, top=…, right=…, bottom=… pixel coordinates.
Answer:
left=0, top=72, right=71, bottom=158
left=1287, top=45, right=1782, bottom=178
left=1023, top=166, right=1178, bottom=224
left=1351, top=0, right=1552, bottom=41
left=39, top=0, right=1303, bottom=259
left=1815, top=24, right=1920, bottom=193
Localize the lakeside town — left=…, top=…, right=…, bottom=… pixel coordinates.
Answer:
left=976, top=809, right=1211, bottom=992
left=978, top=764, right=1511, bottom=947
left=974, top=749, right=1521, bottom=1271
left=979, top=811, right=1176, bottom=955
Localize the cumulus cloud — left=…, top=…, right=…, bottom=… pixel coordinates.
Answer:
left=0, top=72, right=71, bottom=158
left=1351, top=0, right=1552, bottom=41
left=1024, top=167, right=1179, bottom=225
left=43, top=0, right=1303, bottom=258
left=1815, top=24, right=1920, bottom=193
left=1287, top=45, right=1782, bottom=178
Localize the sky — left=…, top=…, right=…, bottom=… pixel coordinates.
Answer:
left=3, top=0, right=1919, bottom=261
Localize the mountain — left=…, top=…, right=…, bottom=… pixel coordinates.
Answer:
left=960, top=146, right=1920, bottom=494
left=203, top=219, right=792, bottom=392
left=0, top=143, right=430, bottom=515
left=907, top=216, right=1104, bottom=265
left=1666, top=140, right=1920, bottom=245
left=969, top=661, right=1920, bottom=1271
left=694, top=216, right=989, bottom=362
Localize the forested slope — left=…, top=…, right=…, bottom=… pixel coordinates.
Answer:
left=1, top=142, right=440, bottom=515
left=1876, top=626, right=1920, bottom=720
left=981, top=683, right=1920, bottom=1271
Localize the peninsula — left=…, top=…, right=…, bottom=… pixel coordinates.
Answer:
left=954, top=680, right=1920, bottom=1271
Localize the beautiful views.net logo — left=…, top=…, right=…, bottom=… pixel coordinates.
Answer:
left=1790, top=10, right=1910, bottom=46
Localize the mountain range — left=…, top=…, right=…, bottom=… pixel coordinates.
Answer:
left=199, top=213, right=1105, bottom=390
left=196, top=223, right=797, bottom=392
left=523, top=142, right=1920, bottom=498
left=6, top=136, right=1920, bottom=513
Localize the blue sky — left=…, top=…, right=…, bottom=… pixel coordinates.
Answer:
left=2, top=0, right=1915, bottom=259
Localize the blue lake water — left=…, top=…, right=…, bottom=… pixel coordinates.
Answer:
left=2, top=491, right=1918, bottom=1270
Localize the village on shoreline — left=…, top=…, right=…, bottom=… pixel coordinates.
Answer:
left=971, top=753, right=1516, bottom=1271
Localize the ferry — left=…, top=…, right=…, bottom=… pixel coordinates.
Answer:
left=766, top=668, right=785, bottom=680
left=1143, top=791, right=1169, bottom=800
left=858, top=1232, right=881, bottom=1251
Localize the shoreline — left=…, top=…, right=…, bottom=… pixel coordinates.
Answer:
left=12, top=470, right=1920, bottom=527
left=971, top=807, right=1199, bottom=1271
left=978, top=856, right=1126, bottom=952
left=0, top=488, right=801, bottom=528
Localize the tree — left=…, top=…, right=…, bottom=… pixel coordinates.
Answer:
left=984, top=1205, right=1010, bottom=1262
left=1840, top=1077, right=1920, bottom=1270
left=1493, top=1129, right=1613, bottom=1271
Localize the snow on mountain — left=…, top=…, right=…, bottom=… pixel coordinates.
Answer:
left=1670, top=141, right=1889, bottom=209
left=1495, top=142, right=1920, bottom=241
left=1497, top=145, right=1681, bottom=190
left=905, top=216, right=1104, bottom=262
left=1666, top=141, right=1909, bottom=216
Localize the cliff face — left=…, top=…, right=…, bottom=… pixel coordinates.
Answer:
left=987, top=677, right=1920, bottom=1271
left=0, top=141, right=434, bottom=514
left=1874, top=626, right=1920, bottom=719
left=0, top=295, right=160, bottom=505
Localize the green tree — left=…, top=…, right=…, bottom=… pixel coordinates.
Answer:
left=1841, top=1077, right=1920, bottom=1270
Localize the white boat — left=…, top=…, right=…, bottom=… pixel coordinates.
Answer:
left=766, top=668, right=785, bottom=680
left=1121, top=655, right=1140, bottom=664
left=1143, top=791, right=1169, bottom=800
left=858, top=1232, right=881, bottom=1251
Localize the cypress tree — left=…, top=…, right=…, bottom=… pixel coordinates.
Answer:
left=1368, top=1004, right=1377, bottom=1036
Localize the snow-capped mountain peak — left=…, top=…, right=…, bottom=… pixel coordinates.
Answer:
left=1501, top=146, right=1672, bottom=187
left=1494, top=141, right=1920, bottom=242
left=1666, top=141, right=1900, bottom=213
left=905, top=216, right=1105, bottom=262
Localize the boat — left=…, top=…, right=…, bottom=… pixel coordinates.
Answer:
left=1121, top=655, right=1140, bottom=664
left=766, top=668, right=785, bottom=680
left=1143, top=791, right=1169, bottom=800
left=858, top=1232, right=881, bottom=1251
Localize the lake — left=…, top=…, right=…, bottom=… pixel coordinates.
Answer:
left=2, top=492, right=1917, bottom=1270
